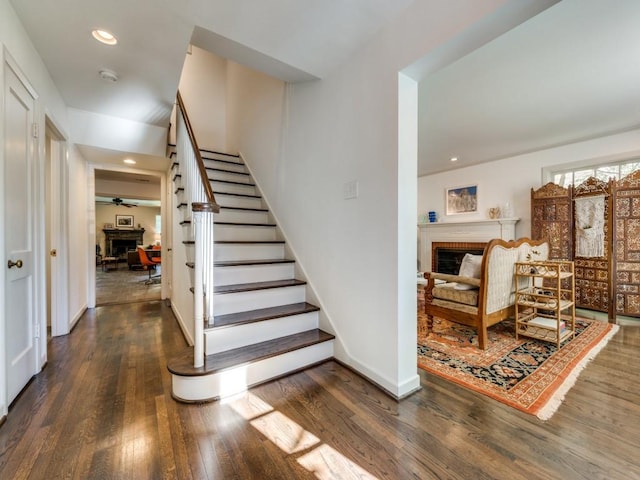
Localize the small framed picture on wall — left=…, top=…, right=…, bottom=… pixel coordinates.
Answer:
left=115, top=214, right=134, bottom=229
left=446, top=184, right=478, bottom=215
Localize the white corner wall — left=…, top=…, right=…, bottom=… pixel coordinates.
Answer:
left=178, top=46, right=228, bottom=151
left=0, top=0, right=86, bottom=417
left=224, top=1, right=512, bottom=397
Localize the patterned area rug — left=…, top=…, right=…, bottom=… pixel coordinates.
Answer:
left=417, top=310, right=618, bottom=420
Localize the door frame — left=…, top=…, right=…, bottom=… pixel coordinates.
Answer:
left=45, top=116, right=70, bottom=336
left=1, top=49, right=46, bottom=415
left=87, top=164, right=168, bottom=308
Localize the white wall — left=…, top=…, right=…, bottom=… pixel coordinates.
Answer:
left=178, top=46, right=228, bottom=151
left=68, top=145, right=89, bottom=327
left=418, top=128, right=640, bottom=241
left=0, top=0, right=87, bottom=416
left=224, top=1, right=511, bottom=397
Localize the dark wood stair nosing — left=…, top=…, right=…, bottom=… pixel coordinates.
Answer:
left=220, top=206, right=268, bottom=213
left=214, top=240, right=285, bottom=245
left=186, top=258, right=295, bottom=269
left=205, top=166, right=250, bottom=176
left=216, top=192, right=262, bottom=200
left=200, top=148, right=240, bottom=159
left=214, top=258, right=295, bottom=267
left=214, top=278, right=306, bottom=294
left=209, top=178, right=256, bottom=187
left=214, top=221, right=276, bottom=228
left=167, top=329, right=334, bottom=377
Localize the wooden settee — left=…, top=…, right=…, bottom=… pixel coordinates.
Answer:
left=423, top=237, right=549, bottom=349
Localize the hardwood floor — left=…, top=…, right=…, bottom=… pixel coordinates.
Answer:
left=1, top=301, right=639, bottom=479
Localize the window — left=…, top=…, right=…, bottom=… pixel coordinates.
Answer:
left=550, top=159, right=640, bottom=187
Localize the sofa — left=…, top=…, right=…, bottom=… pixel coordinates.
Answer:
left=423, top=237, right=549, bottom=349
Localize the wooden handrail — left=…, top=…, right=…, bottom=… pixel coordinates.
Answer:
left=176, top=90, right=220, bottom=212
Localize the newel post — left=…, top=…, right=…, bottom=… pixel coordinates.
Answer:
left=192, top=202, right=217, bottom=368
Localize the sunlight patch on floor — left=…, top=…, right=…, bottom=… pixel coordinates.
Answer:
left=226, top=391, right=379, bottom=479
left=298, top=444, right=379, bottom=480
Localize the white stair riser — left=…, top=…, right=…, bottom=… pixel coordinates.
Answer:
left=211, top=181, right=256, bottom=196
left=215, top=225, right=276, bottom=242
left=204, top=160, right=246, bottom=173
left=216, top=194, right=263, bottom=210
left=171, top=341, right=334, bottom=402
left=201, top=152, right=242, bottom=163
left=205, top=311, right=319, bottom=354
left=215, top=285, right=306, bottom=315
left=214, top=244, right=285, bottom=262
left=210, top=171, right=253, bottom=184
left=215, top=263, right=294, bottom=286
left=217, top=209, right=269, bottom=224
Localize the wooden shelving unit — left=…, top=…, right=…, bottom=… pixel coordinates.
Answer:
left=514, top=260, right=575, bottom=348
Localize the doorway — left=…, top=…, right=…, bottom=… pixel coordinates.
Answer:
left=91, top=168, right=165, bottom=306
left=45, top=117, right=69, bottom=338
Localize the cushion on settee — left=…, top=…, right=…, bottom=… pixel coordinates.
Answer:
left=454, top=253, right=483, bottom=290
left=433, top=283, right=479, bottom=306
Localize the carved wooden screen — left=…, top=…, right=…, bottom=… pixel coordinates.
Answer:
left=531, top=182, right=573, bottom=260
left=572, top=177, right=614, bottom=317
left=613, top=170, right=640, bottom=317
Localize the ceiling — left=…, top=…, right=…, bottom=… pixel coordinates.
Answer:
left=418, top=0, right=640, bottom=176
left=11, top=0, right=638, bottom=181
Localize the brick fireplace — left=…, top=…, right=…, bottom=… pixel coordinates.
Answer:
left=418, top=218, right=519, bottom=272
left=432, top=242, right=486, bottom=274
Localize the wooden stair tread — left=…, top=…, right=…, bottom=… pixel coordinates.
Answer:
left=167, top=329, right=334, bottom=377
left=214, top=258, right=295, bottom=267
left=200, top=149, right=240, bottom=159
left=187, top=258, right=294, bottom=269
left=215, top=278, right=306, bottom=294
left=221, top=206, right=268, bottom=212
left=214, top=221, right=276, bottom=227
left=214, top=240, right=284, bottom=244
left=209, top=178, right=255, bottom=187
left=212, top=302, right=319, bottom=328
left=206, top=166, right=249, bottom=176
left=216, top=192, right=262, bottom=199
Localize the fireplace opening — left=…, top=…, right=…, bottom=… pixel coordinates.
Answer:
left=432, top=242, right=486, bottom=274
left=111, top=239, right=138, bottom=259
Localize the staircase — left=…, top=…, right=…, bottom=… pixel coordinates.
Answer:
left=168, top=149, right=334, bottom=402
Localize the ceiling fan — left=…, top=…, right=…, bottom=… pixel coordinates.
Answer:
left=96, top=197, right=138, bottom=208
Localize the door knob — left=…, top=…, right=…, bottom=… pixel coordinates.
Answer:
left=8, top=259, right=23, bottom=269
left=50, top=249, right=57, bottom=257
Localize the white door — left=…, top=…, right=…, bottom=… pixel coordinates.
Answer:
left=4, top=62, right=38, bottom=404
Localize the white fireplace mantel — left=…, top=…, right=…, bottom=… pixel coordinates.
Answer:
left=418, top=218, right=519, bottom=271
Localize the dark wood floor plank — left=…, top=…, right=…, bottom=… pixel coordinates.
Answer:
left=1, top=301, right=639, bottom=479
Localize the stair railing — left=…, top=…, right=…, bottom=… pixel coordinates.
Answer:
left=176, top=90, right=220, bottom=368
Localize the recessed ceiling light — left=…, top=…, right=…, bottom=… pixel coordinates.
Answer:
left=92, top=29, right=117, bottom=45
left=123, top=159, right=136, bottom=165
left=99, top=69, right=119, bottom=82
left=450, top=157, right=458, bottom=162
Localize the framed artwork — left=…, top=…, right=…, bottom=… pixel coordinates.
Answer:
left=446, top=184, right=478, bottom=215
left=103, top=223, right=114, bottom=229
left=115, top=214, right=134, bottom=229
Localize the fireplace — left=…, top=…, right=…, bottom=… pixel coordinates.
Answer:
left=432, top=242, right=486, bottom=274
left=418, top=218, right=519, bottom=272
left=104, top=229, right=145, bottom=258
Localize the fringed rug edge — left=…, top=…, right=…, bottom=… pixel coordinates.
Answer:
left=534, top=323, right=619, bottom=421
